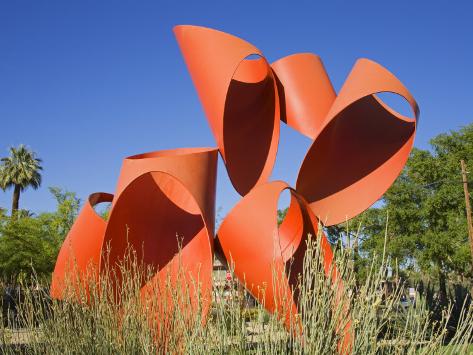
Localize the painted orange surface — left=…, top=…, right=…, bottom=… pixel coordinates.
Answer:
left=50, top=192, right=112, bottom=299
left=174, top=25, right=280, bottom=196
left=52, top=25, right=419, bottom=352
left=217, top=181, right=351, bottom=349
left=272, top=53, right=336, bottom=139
left=296, top=58, right=418, bottom=226
left=51, top=148, right=217, bottom=321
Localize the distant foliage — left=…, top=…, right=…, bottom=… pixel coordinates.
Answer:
left=277, top=208, right=287, bottom=226
left=330, top=123, right=473, bottom=300
left=1, top=237, right=473, bottom=354
left=0, top=187, right=80, bottom=280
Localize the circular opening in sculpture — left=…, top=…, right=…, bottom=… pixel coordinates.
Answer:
left=222, top=54, right=278, bottom=196
left=88, top=192, right=114, bottom=220
left=296, top=93, right=416, bottom=225
left=374, top=92, right=415, bottom=121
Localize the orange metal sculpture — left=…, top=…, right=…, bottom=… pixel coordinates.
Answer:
left=51, top=192, right=113, bottom=299
left=295, top=58, right=419, bottom=226
left=51, top=24, right=419, bottom=351
left=217, top=181, right=334, bottom=320
left=174, top=25, right=280, bottom=196
left=51, top=147, right=217, bottom=316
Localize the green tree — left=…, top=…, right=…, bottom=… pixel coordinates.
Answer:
left=48, top=186, right=81, bottom=238
left=357, top=124, right=473, bottom=302
left=0, top=187, right=80, bottom=280
left=0, top=145, right=43, bottom=214
left=0, top=207, right=6, bottom=220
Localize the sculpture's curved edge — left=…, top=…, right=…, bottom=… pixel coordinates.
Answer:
left=51, top=147, right=218, bottom=318
left=50, top=192, right=113, bottom=300
left=107, top=170, right=214, bottom=305
left=296, top=58, right=419, bottom=226
left=102, top=148, right=217, bottom=323
left=217, top=181, right=352, bottom=351
left=217, top=181, right=294, bottom=316
left=102, top=169, right=214, bottom=278
left=271, top=53, right=336, bottom=139
left=222, top=54, right=281, bottom=196
left=173, top=25, right=262, bottom=148
left=174, top=25, right=280, bottom=196
left=113, top=147, right=218, bottom=236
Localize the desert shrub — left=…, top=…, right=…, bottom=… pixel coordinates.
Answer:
left=1, top=232, right=472, bottom=354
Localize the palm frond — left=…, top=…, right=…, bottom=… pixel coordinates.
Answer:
left=0, top=144, right=43, bottom=190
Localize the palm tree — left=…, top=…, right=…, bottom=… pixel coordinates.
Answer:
left=0, top=145, right=43, bottom=214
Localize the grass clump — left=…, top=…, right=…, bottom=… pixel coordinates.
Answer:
left=1, top=232, right=472, bottom=354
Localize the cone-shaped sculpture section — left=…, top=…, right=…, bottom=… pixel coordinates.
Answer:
left=103, top=148, right=217, bottom=317
left=174, top=25, right=280, bottom=196
left=51, top=147, right=218, bottom=323
left=272, top=53, right=336, bottom=139
left=296, top=59, right=419, bottom=226
left=217, top=181, right=351, bottom=350
left=50, top=25, right=421, bottom=352
left=50, top=192, right=113, bottom=299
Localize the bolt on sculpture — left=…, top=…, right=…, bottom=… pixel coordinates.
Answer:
left=51, top=25, right=419, bottom=351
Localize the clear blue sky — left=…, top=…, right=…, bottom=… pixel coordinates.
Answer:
left=0, top=0, right=472, bottom=217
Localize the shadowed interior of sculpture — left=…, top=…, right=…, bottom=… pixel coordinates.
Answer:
left=48, top=27, right=421, bottom=352
left=49, top=192, right=113, bottom=299
left=223, top=57, right=277, bottom=195
left=102, top=172, right=207, bottom=290
left=278, top=191, right=317, bottom=306
left=297, top=94, right=415, bottom=202
left=274, top=72, right=288, bottom=124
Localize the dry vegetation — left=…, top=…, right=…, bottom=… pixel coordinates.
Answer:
left=1, top=234, right=473, bottom=354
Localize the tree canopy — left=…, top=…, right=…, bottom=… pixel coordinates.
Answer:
left=0, top=145, right=43, bottom=214
left=325, top=124, right=473, bottom=299
left=277, top=123, right=473, bottom=298
left=0, top=187, right=80, bottom=280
